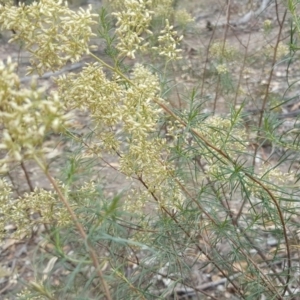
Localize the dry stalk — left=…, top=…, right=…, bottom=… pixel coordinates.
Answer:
left=33, top=156, right=112, bottom=300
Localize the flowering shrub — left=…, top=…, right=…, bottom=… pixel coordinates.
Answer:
left=0, top=0, right=299, bottom=299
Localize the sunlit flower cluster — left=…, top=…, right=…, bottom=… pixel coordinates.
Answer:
left=120, top=65, right=184, bottom=209
left=259, top=167, right=296, bottom=186
left=197, top=115, right=248, bottom=154
left=152, top=0, right=194, bottom=27
left=215, top=64, right=228, bottom=75
left=278, top=42, right=290, bottom=59
left=109, top=0, right=174, bottom=18
left=0, top=178, right=101, bottom=240
left=151, top=0, right=173, bottom=17
left=244, top=165, right=299, bottom=208
left=0, top=179, right=72, bottom=239
left=0, top=58, right=70, bottom=173
left=0, top=179, right=11, bottom=205
left=263, top=19, right=272, bottom=33
left=55, top=62, right=123, bottom=153
left=264, top=42, right=289, bottom=60
left=56, top=61, right=184, bottom=211
left=175, top=9, right=194, bottom=26
left=194, top=115, right=248, bottom=180
left=112, top=0, right=154, bottom=59
left=0, top=0, right=96, bottom=75
left=245, top=166, right=298, bottom=202
left=210, top=42, right=236, bottom=61
left=152, top=19, right=183, bottom=60
left=111, top=0, right=183, bottom=61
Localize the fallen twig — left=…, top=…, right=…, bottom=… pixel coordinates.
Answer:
left=20, top=61, right=85, bottom=83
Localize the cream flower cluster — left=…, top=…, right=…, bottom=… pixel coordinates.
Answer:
left=264, top=42, right=289, bottom=59
left=210, top=42, right=236, bottom=61
left=109, top=0, right=193, bottom=26
left=0, top=179, right=99, bottom=239
left=197, top=116, right=248, bottom=154
left=0, top=0, right=96, bottom=75
left=112, top=0, right=182, bottom=60
left=112, top=0, right=154, bottom=59
left=115, top=65, right=184, bottom=210
left=151, top=0, right=173, bottom=17
left=0, top=58, right=70, bottom=173
left=216, top=64, right=228, bottom=75
left=0, top=179, right=72, bottom=239
left=194, top=115, right=248, bottom=180
left=56, top=62, right=184, bottom=211
left=175, top=9, right=194, bottom=26
left=0, top=0, right=186, bottom=221
left=55, top=62, right=123, bottom=153
left=245, top=167, right=297, bottom=203
left=153, top=19, right=183, bottom=60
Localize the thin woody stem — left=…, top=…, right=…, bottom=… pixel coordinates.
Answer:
left=91, top=52, right=291, bottom=297
left=33, top=156, right=112, bottom=300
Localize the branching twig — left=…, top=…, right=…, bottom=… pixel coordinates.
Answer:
left=91, top=47, right=291, bottom=298
left=33, top=156, right=112, bottom=300
left=20, top=161, right=34, bottom=193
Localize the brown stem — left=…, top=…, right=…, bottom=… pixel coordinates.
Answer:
left=252, top=7, right=287, bottom=168
left=7, top=171, right=21, bottom=197
left=34, top=156, right=112, bottom=300
left=93, top=49, right=291, bottom=297
left=199, top=5, right=224, bottom=98
left=244, top=173, right=291, bottom=296
left=153, top=99, right=291, bottom=296
left=103, top=243, right=219, bottom=300
left=137, top=175, right=244, bottom=297
left=195, top=156, right=292, bottom=295
left=20, top=161, right=34, bottom=192
left=242, top=231, right=292, bottom=294
left=212, top=0, right=232, bottom=113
